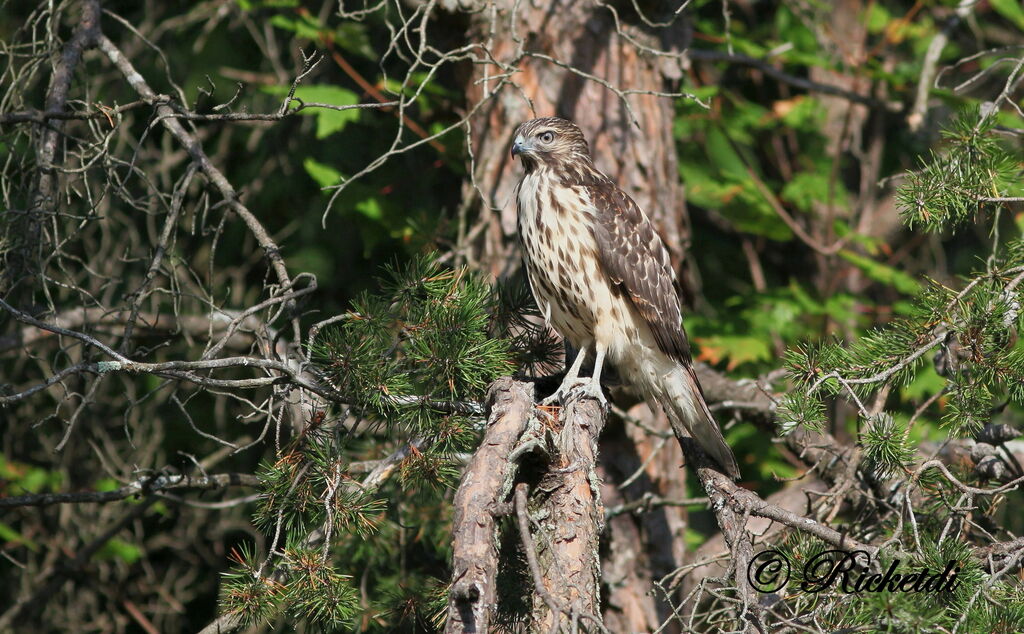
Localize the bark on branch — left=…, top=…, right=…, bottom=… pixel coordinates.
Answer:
left=446, top=378, right=609, bottom=633
left=447, top=378, right=535, bottom=633
left=529, top=393, right=608, bottom=632
left=445, top=369, right=843, bottom=632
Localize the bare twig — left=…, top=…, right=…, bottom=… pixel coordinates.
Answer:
left=0, top=472, right=260, bottom=508
left=908, top=0, right=980, bottom=132
left=689, top=49, right=900, bottom=112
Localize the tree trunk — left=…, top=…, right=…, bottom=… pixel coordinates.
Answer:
left=447, top=378, right=535, bottom=633
left=460, top=0, right=693, bottom=283
left=455, top=6, right=698, bottom=628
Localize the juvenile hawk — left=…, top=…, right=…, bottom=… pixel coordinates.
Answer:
left=511, top=116, right=740, bottom=479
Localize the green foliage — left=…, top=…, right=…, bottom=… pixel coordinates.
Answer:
left=838, top=249, right=921, bottom=295
left=223, top=254, right=522, bottom=629
left=312, top=255, right=512, bottom=423
left=769, top=534, right=1019, bottom=632
left=861, top=414, right=914, bottom=478
left=489, top=272, right=563, bottom=377
left=677, top=122, right=794, bottom=241
left=774, top=99, right=1024, bottom=509
left=283, top=546, right=360, bottom=627
left=220, top=544, right=283, bottom=627
left=991, top=0, right=1024, bottom=31
left=783, top=253, right=1024, bottom=442
left=898, top=109, right=1019, bottom=231
left=0, top=453, right=63, bottom=495
left=776, top=389, right=827, bottom=435
left=687, top=283, right=862, bottom=375
left=95, top=538, right=143, bottom=564
left=6, top=0, right=1023, bottom=630
left=254, top=431, right=388, bottom=537
left=262, top=84, right=362, bottom=139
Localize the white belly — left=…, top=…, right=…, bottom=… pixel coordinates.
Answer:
left=516, top=171, right=655, bottom=363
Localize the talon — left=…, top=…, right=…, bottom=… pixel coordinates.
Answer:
left=541, top=377, right=587, bottom=405
left=580, top=379, right=607, bottom=406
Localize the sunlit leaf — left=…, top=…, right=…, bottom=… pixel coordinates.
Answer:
left=263, top=84, right=361, bottom=138
left=303, top=157, right=342, bottom=188
left=991, top=0, right=1024, bottom=31
left=693, top=335, right=772, bottom=371
left=839, top=249, right=921, bottom=295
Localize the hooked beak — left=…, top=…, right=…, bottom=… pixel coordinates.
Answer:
left=511, top=135, right=530, bottom=159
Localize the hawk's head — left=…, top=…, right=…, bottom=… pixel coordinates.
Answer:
left=511, top=117, right=591, bottom=170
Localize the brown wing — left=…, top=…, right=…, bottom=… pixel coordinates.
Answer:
left=588, top=182, right=692, bottom=364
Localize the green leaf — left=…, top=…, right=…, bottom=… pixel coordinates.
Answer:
left=866, top=3, right=892, bottom=34
left=94, top=478, right=119, bottom=492
left=992, top=0, right=1024, bottom=31
left=838, top=249, right=921, bottom=295
left=355, top=197, right=384, bottom=222
left=781, top=171, right=846, bottom=214
left=704, top=126, right=748, bottom=179
left=833, top=219, right=884, bottom=254
left=268, top=14, right=323, bottom=40
left=96, top=538, right=142, bottom=564
left=678, top=160, right=792, bottom=241
left=303, top=157, right=342, bottom=188
left=693, top=334, right=772, bottom=370
left=18, top=469, right=49, bottom=493
left=776, top=96, right=825, bottom=130
left=0, top=520, right=40, bottom=551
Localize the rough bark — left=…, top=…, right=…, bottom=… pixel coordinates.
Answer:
left=529, top=394, right=607, bottom=631
left=598, top=404, right=688, bottom=630
left=461, top=0, right=691, bottom=282
left=445, top=377, right=609, bottom=633
left=447, top=367, right=1019, bottom=632
left=599, top=465, right=663, bottom=633
left=454, top=7, right=699, bottom=625
left=447, top=377, right=535, bottom=634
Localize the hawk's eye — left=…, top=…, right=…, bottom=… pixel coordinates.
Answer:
left=538, top=131, right=555, bottom=144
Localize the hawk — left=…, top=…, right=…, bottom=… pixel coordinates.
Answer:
left=511, top=116, right=740, bottom=479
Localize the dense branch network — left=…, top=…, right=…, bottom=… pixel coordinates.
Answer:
left=2, top=1, right=1022, bottom=632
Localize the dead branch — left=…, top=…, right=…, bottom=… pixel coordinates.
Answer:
left=908, top=0, right=978, bottom=131
left=689, top=49, right=901, bottom=112
left=0, top=100, right=395, bottom=125
left=11, top=0, right=102, bottom=288
left=0, top=472, right=260, bottom=508
left=95, top=33, right=300, bottom=336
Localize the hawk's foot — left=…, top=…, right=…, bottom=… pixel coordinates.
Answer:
left=540, top=377, right=588, bottom=405
left=579, top=377, right=608, bottom=407
left=543, top=377, right=608, bottom=407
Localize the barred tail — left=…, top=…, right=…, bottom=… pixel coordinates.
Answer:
left=635, top=356, right=740, bottom=479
